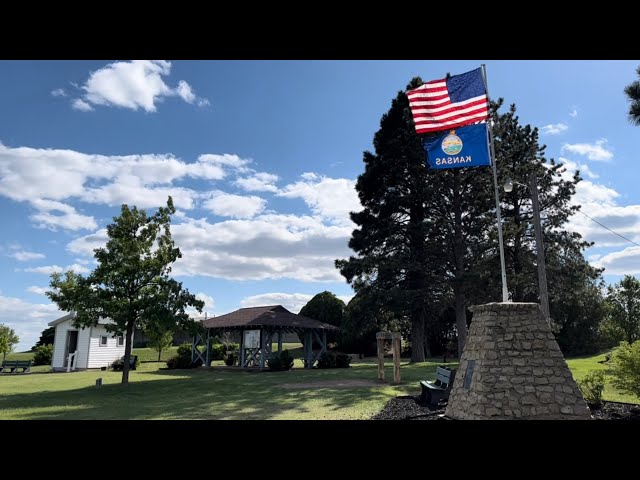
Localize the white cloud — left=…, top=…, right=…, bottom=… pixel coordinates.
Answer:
left=9, top=250, right=45, bottom=261
left=27, top=286, right=49, bottom=295
left=562, top=139, right=613, bottom=162
left=569, top=107, right=578, bottom=118
left=240, top=293, right=314, bottom=313
left=0, top=294, right=61, bottom=351
left=203, top=192, right=266, bottom=219
left=240, top=292, right=354, bottom=313
left=198, top=154, right=250, bottom=171
left=72, top=99, right=93, bottom=111
left=23, top=264, right=91, bottom=275
left=595, top=247, right=640, bottom=275
left=234, top=172, right=279, bottom=192
left=29, top=199, right=97, bottom=231
left=67, top=229, right=108, bottom=257
left=541, top=123, right=568, bottom=135
left=278, top=173, right=361, bottom=225
left=558, top=158, right=599, bottom=180
left=0, top=143, right=256, bottom=228
left=73, top=60, right=209, bottom=112
left=51, top=88, right=67, bottom=97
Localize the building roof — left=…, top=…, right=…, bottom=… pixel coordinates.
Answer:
left=201, top=305, right=339, bottom=331
left=48, top=313, right=112, bottom=327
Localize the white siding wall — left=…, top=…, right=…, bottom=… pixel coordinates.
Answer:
left=52, top=322, right=68, bottom=369
left=86, top=325, right=126, bottom=368
left=52, top=320, right=90, bottom=369
left=75, top=328, right=91, bottom=369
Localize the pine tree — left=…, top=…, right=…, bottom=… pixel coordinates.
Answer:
left=624, top=66, right=640, bottom=126
left=336, top=78, right=441, bottom=362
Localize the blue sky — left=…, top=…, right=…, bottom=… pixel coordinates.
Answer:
left=1, top=60, right=639, bottom=351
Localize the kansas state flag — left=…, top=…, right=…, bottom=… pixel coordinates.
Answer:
left=422, top=123, right=491, bottom=170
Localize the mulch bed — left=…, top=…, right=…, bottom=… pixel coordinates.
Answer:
left=372, top=396, right=640, bottom=420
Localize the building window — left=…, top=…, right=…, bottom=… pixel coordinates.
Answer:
left=100, top=336, right=108, bottom=346
left=117, top=336, right=124, bottom=347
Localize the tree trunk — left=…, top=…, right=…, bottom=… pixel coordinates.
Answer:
left=410, top=309, right=425, bottom=362
left=122, top=320, right=135, bottom=385
left=158, top=348, right=162, bottom=362
left=423, top=328, right=432, bottom=358
left=452, top=171, right=467, bottom=356
left=454, top=284, right=467, bottom=356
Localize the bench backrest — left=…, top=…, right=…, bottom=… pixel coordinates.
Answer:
left=2, top=360, right=30, bottom=367
left=435, top=366, right=452, bottom=386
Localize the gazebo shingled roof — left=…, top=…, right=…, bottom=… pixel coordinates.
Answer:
left=200, top=305, right=338, bottom=331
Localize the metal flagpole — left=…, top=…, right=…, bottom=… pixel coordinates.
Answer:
left=481, top=63, right=509, bottom=303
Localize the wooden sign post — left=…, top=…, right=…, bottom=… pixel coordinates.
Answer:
left=376, top=332, right=402, bottom=383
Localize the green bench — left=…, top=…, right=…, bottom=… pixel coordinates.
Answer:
left=420, top=366, right=455, bottom=406
left=0, top=360, right=32, bottom=374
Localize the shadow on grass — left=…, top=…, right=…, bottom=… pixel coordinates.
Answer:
left=1, top=363, right=441, bottom=420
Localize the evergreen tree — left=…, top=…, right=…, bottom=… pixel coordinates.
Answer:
left=477, top=101, right=605, bottom=354
left=47, top=197, right=204, bottom=384
left=299, top=291, right=345, bottom=328
left=336, top=78, right=441, bottom=362
left=624, top=66, right=640, bottom=126
left=33, top=326, right=55, bottom=349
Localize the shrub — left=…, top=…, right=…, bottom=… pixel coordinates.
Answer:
left=267, top=350, right=294, bottom=371
left=335, top=353, right=351, bottom=368
left=578, top=370, right=606, bottom=407
left=32, top=344, right=54, bottom=366
left=210, top=343, right=226, bottom=361
left=177, top=343, right=193, bottom=358
left=224, top=352, right=236, bottom=366
left=317, top=352, right=337, bottom=369
left=610, top=341, right=640, bottom=398
left=166, top=355, right=202, bottom=369
left=111, top=355, right=141, bottom=371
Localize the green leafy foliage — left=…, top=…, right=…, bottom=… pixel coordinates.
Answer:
left=609, top=341, right=640, bottom=398
left=0, top=324, right=19, bottom=362
left=317, top=352, right=352, bottom=369
left=605, top=275, right=640, bottom=344
left=267, top=350, right=294, bottom=371
left=335, top=353, right=351, bottom=368
left=300, top=292, right=345, bottom=343
left=577, top=370, right=606, bottom=406
left=145, top=326, right=174, bottom=362
left=46, top=197, right=204, bottom=384
left=32, top=344, right=54, bottom=366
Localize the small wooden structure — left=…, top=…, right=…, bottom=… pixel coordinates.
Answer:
left=376, top=332, right=401, bottom=383
left=194, top=305, right=339, bottom=369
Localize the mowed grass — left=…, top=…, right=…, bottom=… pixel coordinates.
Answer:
left=1, top=350, right=637, bottom=419
left=566, top=351, right=639, bottom=404
left=0, top=358, right=452, bottom=420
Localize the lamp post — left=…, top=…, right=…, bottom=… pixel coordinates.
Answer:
left=504, top=174, right=550, bottom=325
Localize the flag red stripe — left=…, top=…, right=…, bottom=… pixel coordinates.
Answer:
left=415, top=118, right=488, bottom=133
left=414, top=110, right=488, bottom=128
left=410, top=98, right=487, bottom=117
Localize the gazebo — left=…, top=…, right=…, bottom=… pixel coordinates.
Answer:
left=192, top=305, right=339, bottom=369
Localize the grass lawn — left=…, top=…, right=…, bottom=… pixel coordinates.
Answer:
left=1, top=350, right=637, bottom=419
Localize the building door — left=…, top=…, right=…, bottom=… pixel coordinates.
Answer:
left=63, top=330, right=78, bottom=367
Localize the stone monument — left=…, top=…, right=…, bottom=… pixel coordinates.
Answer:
left=445, top=302, right=591, bottom=420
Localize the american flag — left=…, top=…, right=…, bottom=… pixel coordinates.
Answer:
left=407, top=67, right=489, bottom=134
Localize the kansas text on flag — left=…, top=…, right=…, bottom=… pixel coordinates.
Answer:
left=407, top=67, right=489, bottom=134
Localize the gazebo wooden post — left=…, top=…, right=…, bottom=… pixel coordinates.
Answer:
left=392, top=333, right=401, bottom=383
left=376, top=333, right=385, bottom=381
left=240, top=327, right=246, bottom=368
left=205, top=328, right=211, bottom=368
left=277, top=328, right=283, bottom=353
left=259, top=327, right=266, bottom=369
left=304, top=330, right=313, bottom=368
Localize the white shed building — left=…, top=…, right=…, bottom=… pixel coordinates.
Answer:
left=49, top=313, right=128, bottom=371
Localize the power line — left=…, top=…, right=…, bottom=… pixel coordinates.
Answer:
left=576, top=209, right=640, bottom=248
